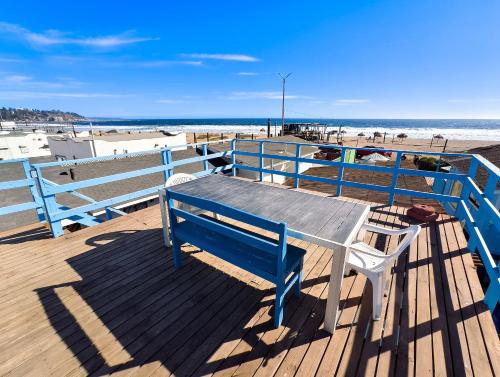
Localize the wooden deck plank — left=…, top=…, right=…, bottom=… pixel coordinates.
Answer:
left=442, top=218, right=495, bottom=377
left=374, top=205, right=408, bottom=377
left=414, top=221, right=433, bottom=377
left=434, top=214, right=473, bottom=376
left=0, top=195, right=497, bottom=377
left=318, top=203, right=384, bottom=376
left=279, top=204, right=380, bottom=377
left=450, top=221, right=500, bottom=376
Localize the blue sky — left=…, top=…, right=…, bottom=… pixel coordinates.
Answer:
left=0, top=0, right=499, bottom=118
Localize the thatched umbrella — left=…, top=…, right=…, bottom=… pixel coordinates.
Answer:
left=356, top=132, right=365, bottom=147
left=373, top=131, right=382, bottom=142
left=397, top=133, right=408, bottom=143
left=434, top=134, right=444, bottom=142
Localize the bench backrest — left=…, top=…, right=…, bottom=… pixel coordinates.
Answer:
left=165, top=189, right=288, bottom=275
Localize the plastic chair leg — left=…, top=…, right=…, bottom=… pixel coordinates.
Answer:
left=371, top=273, right=385, bottom=320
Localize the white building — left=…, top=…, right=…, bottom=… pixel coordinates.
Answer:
left=47, top=131, right=187, bottom=160
left=0, top=121, right=16, bottom=130
left=0, top=131, right=52, bottom=160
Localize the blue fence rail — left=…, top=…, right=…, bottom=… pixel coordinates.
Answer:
left=0, top=158, right=45, bottom=222
left=232, top=139, right=499, bottom=312
left=0, top=138, right=498, bottom=313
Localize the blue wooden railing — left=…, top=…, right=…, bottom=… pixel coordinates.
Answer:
left=0, top=138, right=498, bottom=312
left=232, top=139, right=499, bottom=312
left=0, top=158, right=45, bottom=222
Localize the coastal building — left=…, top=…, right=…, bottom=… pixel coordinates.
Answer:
left=0, top=130, right=52, bottom=160
left=0, top=121, right=16, bottom=130
left=47, top=131, right=187, bottom=160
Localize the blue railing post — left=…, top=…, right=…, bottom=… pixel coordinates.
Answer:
left=484, top=174, right=498, bottom=203
left=21, top=160, right=45, bottom=222
left=259, top=141, right=264, bottom=182
left=336, top=148, right=346, bottom=197
left=456, top=156, right=479, bottom=220
left=33, top=167, right=64, bottom=238
left=294, top=144, right=301, bottom=188
left=231, top=139, right=236, bottom=176
left=202, top=143, right=209, bottom=172
left=161, top=148, right=173, bottom=183
left=388, top=151, right=402, bottom=205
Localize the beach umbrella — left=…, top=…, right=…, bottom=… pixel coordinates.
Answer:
left=373, top=131, right=382, bottom=142
left=434, top=134, right=444, bottom=142
left=397, top=133, right=408, bottom=143
left=357, top=132, right=365, bottom=137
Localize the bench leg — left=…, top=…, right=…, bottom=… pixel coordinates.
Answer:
left=172, top=237, right=182, bottom=268
left=274, top=282, right=285, bottom=328
left=294, top=260, right=303, bottom=297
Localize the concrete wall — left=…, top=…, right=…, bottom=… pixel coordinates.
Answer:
left=47, top=137, right=95, bottom=160
left=48, top=132, right=188, bottom=160
left=0, top=132, right=52, bottom=160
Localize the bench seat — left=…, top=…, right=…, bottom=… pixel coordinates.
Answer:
left=165, top=187, right=305, bottom=327
left=175, top=220, right=306, bottom=283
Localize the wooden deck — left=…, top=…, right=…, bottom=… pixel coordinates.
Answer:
left=0, top=195, right=498, bottom=376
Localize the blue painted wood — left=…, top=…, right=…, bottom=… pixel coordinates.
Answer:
left=294, top=144, right=301, bottom=188
left=231, top=139, right=236, bottom=176
left=33, top=166, right=64, bottom=237
left=0, top=201, right=40, bottom=216
left=336, top=148, right=346, bottom=196
left=0, top=178, right=34, bottom=190
left=0, top=159, right=45, bottom=221
left=161, top=149, right=171, bottom=183
left=166, top=188, right=304, bottom=328
left=259, top=141, right=264, bottom=181
left=202, top=143, right=209, bottom=171
left=389, top=151, right=402, bottom=205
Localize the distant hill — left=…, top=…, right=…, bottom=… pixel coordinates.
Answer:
left=0, top=107, right=85, bottom=122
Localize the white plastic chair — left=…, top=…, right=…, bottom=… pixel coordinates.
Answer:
left=159, top=173, right=219, bottom=247
left=346, top=223, right=421, bottom=320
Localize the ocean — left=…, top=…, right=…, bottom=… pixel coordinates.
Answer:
left=77, top=118, right=500, bottom=141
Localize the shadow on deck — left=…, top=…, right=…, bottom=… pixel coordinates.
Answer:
left=0, top=202, right=498, bottom=377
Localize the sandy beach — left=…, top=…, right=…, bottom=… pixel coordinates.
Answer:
left=185, top=132, right=498, bottom=153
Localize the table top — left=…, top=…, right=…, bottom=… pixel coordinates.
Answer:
left=167, top=174, right=370, bottom=248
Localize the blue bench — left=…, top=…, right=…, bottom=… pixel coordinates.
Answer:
left=165, top=189, right=306, bottom=327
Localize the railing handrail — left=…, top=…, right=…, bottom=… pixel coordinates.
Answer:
left=32, top=139, right=231, bottom=168
left=1, top=138, right=498, bottom=312
left=232, top=138, right=500, bottom=312
left=235, top=138, right=472, bottom=158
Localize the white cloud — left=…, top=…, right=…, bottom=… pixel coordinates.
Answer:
left=448, top=98, right=500, bottom=103
left=0, top=22, right=157, bottom=48
left=224, top=91, right=308, bottom=100
left=181, top=53, right=260, bottom=62
left=237, top=72, right=259, bottom=76
left=156, top=99, right=185, bottom=104
left=4, top=75, right=31, bottom=82
left=136, top=60, right=202, bottom=67
left=334, top=99, right=371, bottom=105
left=0, top=74, right=84, bottom=89
left=0, top=91, right=131, bottom=100
left=0, top=57, right=25, bottom=63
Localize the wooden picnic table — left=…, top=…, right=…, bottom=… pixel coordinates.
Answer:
left=167, top=174, right=370, bottom=334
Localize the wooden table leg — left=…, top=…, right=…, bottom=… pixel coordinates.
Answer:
left=324, top=245, right=348, bottom=334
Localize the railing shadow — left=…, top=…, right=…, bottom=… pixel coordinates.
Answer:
left=35, top=226, right=342, bottom=376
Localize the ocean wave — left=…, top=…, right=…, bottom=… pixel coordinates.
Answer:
left=73, top=122, right=500, bottom=141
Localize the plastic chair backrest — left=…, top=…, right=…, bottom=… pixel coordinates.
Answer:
left=165, top=173, right=196, bottom=187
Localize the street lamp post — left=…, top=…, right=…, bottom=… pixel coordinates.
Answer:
left=279, top=73, right=292, bottom=133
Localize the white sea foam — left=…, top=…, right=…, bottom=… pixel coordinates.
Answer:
left=74, top=124, right=500, bottom=141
